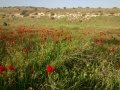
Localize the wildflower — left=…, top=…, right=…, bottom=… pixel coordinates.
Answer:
left=0, top=66, right=5, bottom=72
left=99, top=38, right=103, bottom=43
left=2, top=35, right=7, bottom=39
left=8, top=66, right=14, bottom=71
left=23, top=48, right=28, bottom=53
left=29, top=34, right=32, bottom=38
left=30, top=67, right=34, bottom=71
left=10, top=31, right=14, bottom=35
left=55, top=40, right=59, bottom=44
left=64, top=37, right=67, bottom=41
left=118, top=34, right=120, bottom=37
left=9, top=38, right=13, bottom=43
left=110, top=48, right=115, bottom=53
left=46, top=65, right=54, bottom=74
left=18, top=34, right=21, bottom=38
left=118, top=64, right=120, bottom=68
left=14, top=38, right=16, bottom=42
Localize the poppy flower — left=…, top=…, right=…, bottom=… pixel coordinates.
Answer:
left=14, top=38, right=16, bottom=42
left=110, top=48, right=115, bottom=53
left=2, top=35, right=7, bottom=39
left=118, top=64, right=120, bottom=68
left=29, top=34, right=33, bottom=38
left=23, top=48, right=28, bottom=53
left=18, top=35, right=21, bottom=38
left=9, top=38, right=13, bottom=43
left=30, top=67, right=34, bottom=71
left=64, top=37, right=67, bottom=41
left=94, top=36, right=96, bottom=38
left=99, top=38, right=103, bottom=43
left=10, top=31, right=14, bottom=35
left=0, top=66, right=5, bottom=72
left=46, top=65, right=54, bottom=73
left=8, top=66, right=14, bottom=71
left=55, top=40, right=59, bottom=44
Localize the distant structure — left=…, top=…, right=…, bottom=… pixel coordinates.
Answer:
left=3, top=22, right=7, bottom=26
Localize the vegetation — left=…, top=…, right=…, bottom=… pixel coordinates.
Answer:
left=0, top=7, right=120, bottom=90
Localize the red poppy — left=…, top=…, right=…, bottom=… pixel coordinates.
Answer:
left=30, top=67, right=34, bottom=71
left=118, top=34, right=120, bottom=37
left=2, top=35, right=7, bottom=39
left=64, top=37, right=67, bottom=41
left=118, top=64, right=120, bottom=68
left=14, top=38, right=16, bottom=42
left=8, top=66, right=14, bottom=71
left=95, top=39, right=99, bottom=43
left=46, top=65, right=54, bottom=73
left=10, top=31, right=14, bottom=35
left=29, top=34, right=32, bottom=38
left=99, top=38, right=103, bottom=43
left=0, top=66, right=5, bottom=72
left=55, top=40, right=59, bottom=44
left=9, top=38, right=13, bottom=43
left=23, top=48, right=28, bottom=53
left=110, top=48, right=115, bottom=53
left=18, top=35, right=21, bottom=38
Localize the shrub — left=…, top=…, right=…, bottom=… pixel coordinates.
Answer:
left=20, top=10, right=30, bottom=17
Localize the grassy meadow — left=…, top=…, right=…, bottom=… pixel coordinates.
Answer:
left=0, top=7, right=120, bottom=90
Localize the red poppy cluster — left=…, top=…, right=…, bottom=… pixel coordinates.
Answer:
left=0, top=65, right=14, bottom=72
left=0, top=27, right=120, bottom=75
left=0, top=65, right=55, bottom=73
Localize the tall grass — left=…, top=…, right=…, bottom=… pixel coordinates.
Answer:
left=0, top=26, right=120, bottom=90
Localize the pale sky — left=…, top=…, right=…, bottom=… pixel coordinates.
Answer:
left=0, top=0, right=120, bottom=8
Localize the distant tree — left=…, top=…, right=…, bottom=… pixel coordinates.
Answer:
left=113, top=7, right=118, bottom=9
left=57, top=7, right=61, bottom=9
left=73, top=7, right=76, bottom=9
left=20, top=10, right=30, bottom=17
left=63, top=7, right=66, bottom=9
left=41, top=7, right=45, bottom=9
left=8, top=6, right=11, bottom=8
left=86, top=7, right=89, bottom=8
left=78, top=6, right=82, bottom=8
left=98, top=7, right=102, bottom=9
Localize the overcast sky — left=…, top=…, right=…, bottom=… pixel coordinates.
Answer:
left=0, top=0, right=120, bottom=8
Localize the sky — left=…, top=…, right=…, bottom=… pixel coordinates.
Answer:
left=0, top=0, right=120, bottom=8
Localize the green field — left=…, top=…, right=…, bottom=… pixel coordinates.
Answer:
left=0, top=7, right=120, bottom=90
